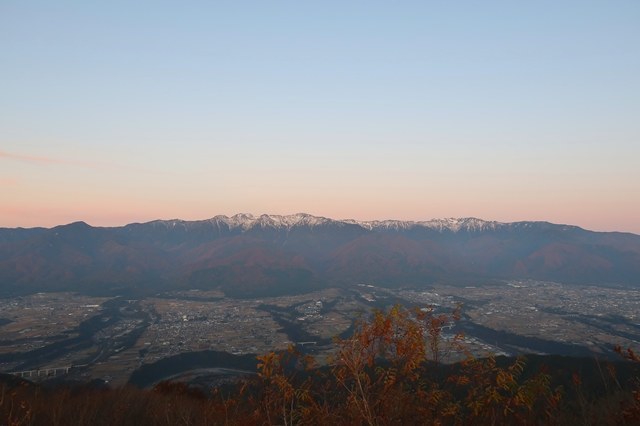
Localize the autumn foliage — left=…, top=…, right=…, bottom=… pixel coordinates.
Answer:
left=2, top=305, right=640, bottom=425
left=247, top=305, right=563, bottom=425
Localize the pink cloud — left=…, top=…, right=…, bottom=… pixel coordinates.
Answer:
left=0, top=149, right=165, bottom=175
left=0, top=150, right=102, bottom=168
left=0, top=150, right=63, bottom=164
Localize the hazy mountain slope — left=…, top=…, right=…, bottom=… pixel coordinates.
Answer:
left=0, top=214, right=638, bottom=296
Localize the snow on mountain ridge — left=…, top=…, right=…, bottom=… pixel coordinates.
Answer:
left=419, top=217, right=503, bottom=232
left=348, top=217, right=504, bottom=232
left=147, top=214, right=507, bottom=232
left=127, top=215, right=577, bottom=235
left=197, top=214, right=506, bottom=233
left=204, top=213, right=337, bottom=231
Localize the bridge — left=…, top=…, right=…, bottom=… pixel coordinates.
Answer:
left=8, top=366, right=72, bottom=379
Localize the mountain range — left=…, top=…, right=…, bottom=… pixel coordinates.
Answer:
left=1, top=213, right=639, bottom=297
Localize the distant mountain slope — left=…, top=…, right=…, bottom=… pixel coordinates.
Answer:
left=0, top=214, right=639, bottom=296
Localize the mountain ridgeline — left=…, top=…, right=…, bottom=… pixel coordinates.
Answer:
left=1, top=214, right=639, bottom=297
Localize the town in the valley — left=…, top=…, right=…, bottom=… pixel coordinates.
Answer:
left=1, top=281, right=639, bottom=386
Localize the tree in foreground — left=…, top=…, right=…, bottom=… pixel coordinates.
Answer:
left=251, top=305, right=563, bottom=425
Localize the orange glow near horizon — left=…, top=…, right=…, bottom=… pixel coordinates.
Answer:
left=2, top=3, right=639, bottom=234
left=2, top=193, right=638, bottom=234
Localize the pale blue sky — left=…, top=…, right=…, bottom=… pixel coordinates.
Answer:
left=1, top=1, right=639, bottom=232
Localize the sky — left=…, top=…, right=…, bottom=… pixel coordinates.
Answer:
left=1, top=1, right=639, bottom=233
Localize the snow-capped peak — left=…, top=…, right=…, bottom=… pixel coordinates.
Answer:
left=344, top=217, right=505, bottom=233
left=148, top=214, right=506, bottom=233
left=206, top=213, right=336, bottom=231
left=418, top=217, right=502, bottom=233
